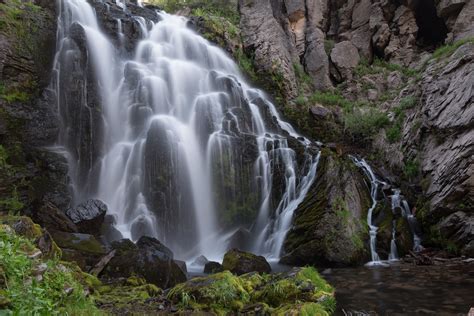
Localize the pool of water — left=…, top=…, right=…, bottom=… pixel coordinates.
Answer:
left=323, top=262, right=474, bottom=315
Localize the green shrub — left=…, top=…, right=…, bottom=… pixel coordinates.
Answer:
left=309, top=91, right=352, bottom=111
left=0, top=187, right=24, bottom=214
left=432, top=37, right=474, bottom=60
left=355, top=57, right=418, bottom=77
left=386, top=124, right=402, bottom=143
left=344, top=108, right=389, bottom=140
left=403, top=159, right=419, bottom=179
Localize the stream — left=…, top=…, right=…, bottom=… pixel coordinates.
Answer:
left=324, top=262, right=474, bottom=315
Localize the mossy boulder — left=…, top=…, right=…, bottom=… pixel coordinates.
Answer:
left=222, top=249, right=271, bottom=275
left=204, top=261, right=223, bottom=274
left=65, top=199, right=107, bottom=235
left=167, top=267, right=335, bottom=315
left=101, top=237, right=186, bottom=289
left=0, top=215, right=61, bottom=259
left=281, top=150, right=371, bottom=266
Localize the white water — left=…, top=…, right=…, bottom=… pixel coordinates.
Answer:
left=53, top=0, right=319, bottom=260
left=350, top=156, right=386, bottom=265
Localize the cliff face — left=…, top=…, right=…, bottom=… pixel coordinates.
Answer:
left=236, top=0, right=473, bottom=259
left=0, top=0, right=70, bottom=216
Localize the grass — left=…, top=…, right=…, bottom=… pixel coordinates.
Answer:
left=309, top=91, right=352, bottom=111
left=386, top=95, right=418, bottom=143
left=432, top=37, right=474, bottom=60
left=355, top=57, right=419, bottom=78
left=0, top=225, right=98, bottom=314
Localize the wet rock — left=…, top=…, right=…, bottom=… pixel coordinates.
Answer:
left=222, top=249, right=271, bottom=275
left=192, top=255, right=209, bottom=266
left=174, top=260, right=188, bottom=275
left=101, top=215, right=123, bottom=244
left=168, top=267, right=334, bottom=315
left=66, top=199, right=107, bottom=235
left=50, top=230, right=106, bottom=269
left=101, top=237, right=186, bottom=288
left=439, top=211, right=474, bottom=257
left=33, top=202, right=78, bottom=233
left=281, top=150, right=371, bottom=266
left=203, top=261, right=223, bottom=274
left=226, top=228, right=252, bottom=251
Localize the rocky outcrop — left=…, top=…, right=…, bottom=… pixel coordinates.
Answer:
left=65, top=199, right=107, bottom=235
left=222, top=249, right=271, bottom=275
left=101, top=237, right=187, bottom=288
left=398, top=42, right=474, bottom=256
left=281, top=150, right=371, bottom=266
left=204, top=261, right=223, bottom=274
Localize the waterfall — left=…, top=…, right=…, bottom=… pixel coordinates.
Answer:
left=53, top=0, right=319, bottom=260
left=350, top=156, right=385, bottom=265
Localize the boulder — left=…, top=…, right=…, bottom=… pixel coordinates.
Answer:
left=191, top=255, right=209, bottom=266
left=226, top=228, right=252, bottom=251
left=330, top=41, right=360, bottom=80
left=281, top=150, right=371, bottom=266
left=167, top=267, right=335, bottom=315
left=33, top=202, right=78, bottom=233
left=174, top=260, right=188, bottom=275
left=203, top=261, right=224, bottom=274
left=66, top=199, right=107, bottom=235
left=101, top=215, right=123, bottom=243
left=222, top=249, right=271, bottom=275
left=50, top=230, right=106, bottom=268
left=101, top=237, right=186, bottom=288
left=439, top=211, right=474, bottom=257
left=310, top=105, right=332, bottom=120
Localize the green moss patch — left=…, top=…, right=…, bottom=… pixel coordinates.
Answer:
left=168, top=267, right=335, bottom=315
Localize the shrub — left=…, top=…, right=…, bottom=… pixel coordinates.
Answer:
left=432, top=37, right=474, bottom=60
left=309, top=91, right=352, bottom=111
left=403, top=159, right=420, bottom=179
left=344, top=108, right=389, bottom=140
left=386, top=124, right=402, bottom=143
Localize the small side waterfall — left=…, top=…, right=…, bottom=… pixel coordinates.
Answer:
left=53, top=0, right=319, bottom=260
left=392, top=190, right=424, bottom=253
left=350, top=156, right=385, bottom=264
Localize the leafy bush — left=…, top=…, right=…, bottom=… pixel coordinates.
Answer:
left=309, top=91, right=352, bottom=111
left=403, top=159, right=420, bottom=179
left=432, top=37, right=474, bottom=60
left=344, top=108, right=389, bottom=140
left=386, top=125, right=402, bottom=143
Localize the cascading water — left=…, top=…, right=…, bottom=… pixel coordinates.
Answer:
left=392, top=190, right=424, bottom=253
left=350, top=156, right=385, bottom=265
left=53, top=0, right=319, bottom=261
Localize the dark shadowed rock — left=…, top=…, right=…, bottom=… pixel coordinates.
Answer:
left=222, top=249, right=271, bottom=275
left=203, top=261, right=224, bottom=274
left=33, top=202, right=78, bottom=233
left=226, top=228, right=252, bottom=251
left=101, top=237, right=186, bottom=288
left=310, top=105, right=332, bottom=121
left=192, top=255, right=209, bottom=266
left=66, top=199, right=107, bottom=235
left=175, top=260, right=188, bottom=276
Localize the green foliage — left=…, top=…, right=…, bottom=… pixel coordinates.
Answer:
left=344, top=108, right=390, bottom=140
left=235, top=49, right=257, bottom=82
left=324, top=39, right=335, bottom=55
left=309, top=91, right=352, bottom=111
left=403, top=159, right=419, bottom=179
left=0, top=187, right=24, bottom=214
left=0, top=0, right=42, bottom=56
left=432, top=37, right=474, bottom=60
left=0, top=145, right=8, bottom=169
left=168, top=268, right=335, bottom=315
left=385, top=95, right=418, bottom=143
left=1, top=90, right=29, bottom=103
left=386, top=125, right=402, bottom=143
left=355, top=57, right=418, bottom=77
left=0, top=225, right=98, bottom=314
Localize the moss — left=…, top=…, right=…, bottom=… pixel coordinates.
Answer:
left=168, top=267, right=335, bottom=315
left=51, top=231, right=105, bottom=255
